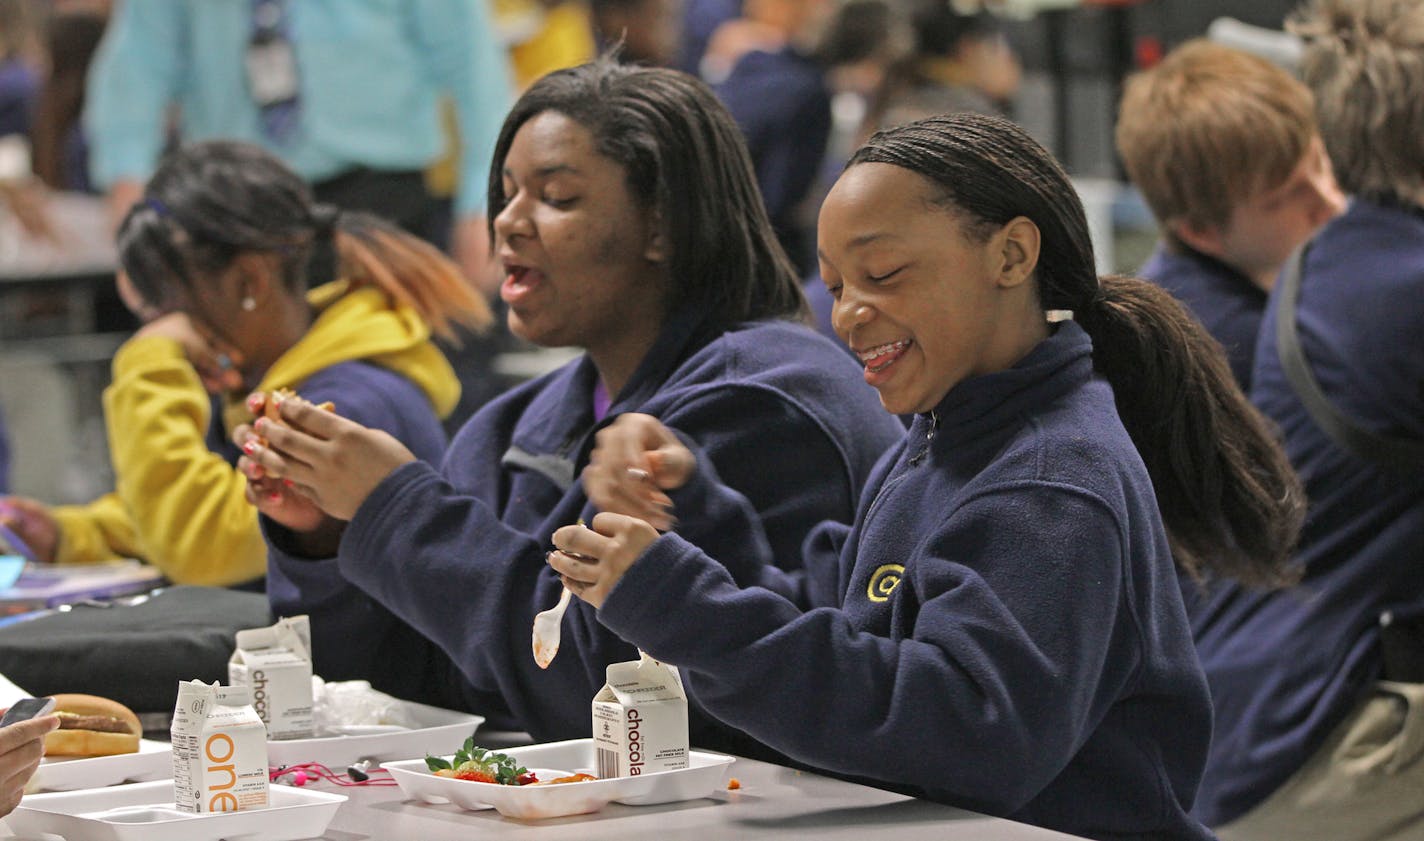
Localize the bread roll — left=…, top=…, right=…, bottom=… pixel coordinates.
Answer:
left=43, top=693, right=141, bottom=757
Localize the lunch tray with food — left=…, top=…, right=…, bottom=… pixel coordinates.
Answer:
left=6, top=780, right=346, bottom=841
left=385, top=737, right=735, bottom=820
left=31, top=693, right=170, bottom=792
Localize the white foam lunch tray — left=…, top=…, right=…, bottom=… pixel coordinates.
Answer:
left=31, top=739, right=172, bottom=792
left=6, top=780, right=345, bottom=841
left=385, top=737, right=735, bottom=820
left=268, top=701, right=483, bottom=769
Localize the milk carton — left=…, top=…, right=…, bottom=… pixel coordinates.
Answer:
left=171, top=680, right=270, bottom=813
left=592, top=652, right=689, bottom=778
left=228, top=615, right=314, bottom=740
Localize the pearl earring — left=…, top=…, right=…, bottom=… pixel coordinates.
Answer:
left=241, top=297, right=257, bottom=312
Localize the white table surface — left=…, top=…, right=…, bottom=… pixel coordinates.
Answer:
left=312, top=754, right=1085, bottom=841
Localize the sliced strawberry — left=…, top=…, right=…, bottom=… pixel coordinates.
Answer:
left=454, top=769, right=496, bottom=783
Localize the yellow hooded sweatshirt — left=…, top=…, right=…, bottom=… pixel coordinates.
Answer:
left=50, top=281, right=461, bottom=586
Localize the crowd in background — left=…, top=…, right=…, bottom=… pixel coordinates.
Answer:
left=0, top=1, right=1418, bottom=840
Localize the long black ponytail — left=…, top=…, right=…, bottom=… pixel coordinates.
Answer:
left=850, top=114, right=1304, bottom=587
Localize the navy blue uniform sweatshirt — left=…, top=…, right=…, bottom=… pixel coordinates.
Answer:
left=266, top=309, right=903, bottom=741
left=599, top=323, right=1216, bottom=841
left=1140, top=243, right=1266, bottom=391
left=1188, top=198, right=1424, bottom=825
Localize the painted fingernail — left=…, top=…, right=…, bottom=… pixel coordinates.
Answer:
left=247, top=393, right=264, bottom=413
left=282, top=479, right=293, bottom=487
left=253, top=417, right=268, bottom=433
left=242, top=439, right=259, bottom=456
left=627, top=467, right=651, bottom=482
left=266, top=491, right=282, bottom=503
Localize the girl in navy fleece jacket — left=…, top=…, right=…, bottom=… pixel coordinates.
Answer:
left=549, top=113, right=1304, bottom=841
left=235, top=61, right=903, bottom=741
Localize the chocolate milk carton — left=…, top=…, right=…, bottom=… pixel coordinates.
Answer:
left=228, top=615, right=314, bottom=740
left=171, top=680, right=270, bottom=813
left=592, top=652, right=689, bottom=778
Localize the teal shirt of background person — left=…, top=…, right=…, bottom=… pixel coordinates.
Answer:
left=82, top=0, right=511, bottom=217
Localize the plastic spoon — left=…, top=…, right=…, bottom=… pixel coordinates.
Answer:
left=532, top=586, right=573, bottom=669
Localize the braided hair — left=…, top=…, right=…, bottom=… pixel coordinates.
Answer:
left=851, top=113, right=1304, bottom=587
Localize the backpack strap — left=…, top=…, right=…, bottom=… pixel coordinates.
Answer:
left=1276, top=245, right=1424, bottom=469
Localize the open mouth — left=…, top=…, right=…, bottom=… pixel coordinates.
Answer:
left=857, top=339, right=912, bottom=373
left=500, top=262, right=543, bottom=304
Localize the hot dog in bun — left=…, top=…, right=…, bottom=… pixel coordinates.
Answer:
left=44, top=694, right=140, bottom=757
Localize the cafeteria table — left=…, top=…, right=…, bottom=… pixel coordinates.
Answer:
left=314, top=753, right=1085, bottom=840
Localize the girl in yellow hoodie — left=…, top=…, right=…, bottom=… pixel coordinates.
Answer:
left=0, top=141, right=490, bottom=587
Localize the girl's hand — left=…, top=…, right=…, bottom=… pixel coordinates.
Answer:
left=548, top=512, right=661, bottom=609
left=234, top=428, right=328, bottom=534
left=235, top=396, right=416, bottom=521
left=0, top=714, right=58, bottom=817
left=582, top=413, right=695, bottom=532
left=134, top=311, right=244, bottom=393
left=0, top=497, right=59, bottom=563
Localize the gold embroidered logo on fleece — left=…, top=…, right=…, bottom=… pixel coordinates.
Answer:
left=866, top=564, right=905, bottom=603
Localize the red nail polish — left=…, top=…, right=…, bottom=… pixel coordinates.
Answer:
left=242, top=440, right=257, bottom=455
left=282, top=479, right=293, bottom=487
left=267, top=491, right=282, bottom=502
left=247, top=393, right=264, bottom=413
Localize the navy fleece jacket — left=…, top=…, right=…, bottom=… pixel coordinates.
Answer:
left=267, top=309, right=903, bottom=740
left=1140, top=243, right=1266, bottom=391
left=1188, top=198, right=1424, bottom=825
left=599, top=323, right=1215, bottom=841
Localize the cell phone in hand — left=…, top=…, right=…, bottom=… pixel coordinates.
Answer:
left=0, top=697, right=55, bottom=728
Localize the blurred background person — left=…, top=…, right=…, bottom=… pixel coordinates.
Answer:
left=590, top=0, right=682, bottom=66
left=1188, top=1, right=1424, bottom=837
left=1116, top=39, right=1345, bottom=390
left=30, top=0, right=109, bottom=195
left=863, top=0, right=1020, bottom=135
left=493, top=0, right=597, bottom=89
left=82, top=0, right=511, bottom=291
left=0, top=141, right=489, bottom=588
left=705, top=0, right=835, bottom=274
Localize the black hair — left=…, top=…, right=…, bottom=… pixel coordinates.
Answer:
left=850, top=113, right=1305, bottom=587
left=906, top=1, right=1000, bottom=58
left=487, top=58, right=808, bottom=327
left=117, top=140, right=488, bottom=339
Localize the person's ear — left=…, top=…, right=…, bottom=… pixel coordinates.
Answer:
left=230, top=253, right=280, bottom=311
left=993, top=216, right=1040, bottom=289
left=643, top=209, right=669, bottom=264
left=1170, top=218, right=1227, bottom=260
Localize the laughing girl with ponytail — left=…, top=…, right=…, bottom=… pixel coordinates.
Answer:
left=545, top=113, right=1304, bottom=841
